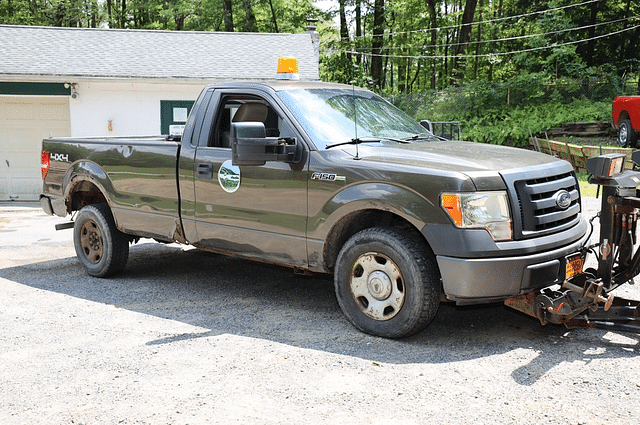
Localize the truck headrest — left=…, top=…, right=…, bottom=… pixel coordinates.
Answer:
left=233, top=103, right=268, bottom=123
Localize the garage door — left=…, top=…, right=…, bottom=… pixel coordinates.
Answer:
left=0, top=96, right=71, bottom=201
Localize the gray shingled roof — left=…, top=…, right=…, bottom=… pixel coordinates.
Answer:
left=0, top=25, right=319, bottom=81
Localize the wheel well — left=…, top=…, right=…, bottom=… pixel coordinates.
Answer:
left=68, top=180, right=107, bottom=213
left=323, top=209, right=428, bottom=273
left=618, top=110, right=631, bottom=124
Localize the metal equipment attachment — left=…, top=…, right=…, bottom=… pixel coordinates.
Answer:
left=505, top=152, right=640, bottom=334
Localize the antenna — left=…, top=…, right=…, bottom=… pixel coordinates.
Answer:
left=352, top=83, right=361, bottom=160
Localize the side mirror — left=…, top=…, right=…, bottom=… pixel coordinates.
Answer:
left=231, top=122, right=300, bottom=166
left=419, top=120, right=432, bottom=132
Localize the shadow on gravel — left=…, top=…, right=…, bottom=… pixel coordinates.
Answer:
left=2, top=241, right=638, bottom=384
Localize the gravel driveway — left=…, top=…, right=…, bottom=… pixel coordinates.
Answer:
left=1, top=199, right=639, bottom=424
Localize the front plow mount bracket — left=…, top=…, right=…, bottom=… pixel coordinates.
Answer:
left=505, top=282, right=640, bottom=334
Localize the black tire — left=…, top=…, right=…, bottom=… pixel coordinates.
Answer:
left=618, top=119, right=637, bottom=148
left=334, top=227, right=441, bottom=338
left=73, top=204, right=129, bottom=277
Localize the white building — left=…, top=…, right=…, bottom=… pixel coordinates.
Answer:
left=0, top=24, right=320, bottom=201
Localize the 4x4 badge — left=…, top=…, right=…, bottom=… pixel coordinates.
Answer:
left=50, top=153, right=69, bottom=162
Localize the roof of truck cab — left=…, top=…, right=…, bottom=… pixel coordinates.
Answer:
left=0, top=25, right=320, bottom=82
left=207, top=80, right=371, bottom=92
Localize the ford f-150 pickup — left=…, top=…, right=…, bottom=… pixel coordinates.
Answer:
left=43, top=73, right=640, bottom=338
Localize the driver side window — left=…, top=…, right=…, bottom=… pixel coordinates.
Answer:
left=210, top=96, right=285, bottom=148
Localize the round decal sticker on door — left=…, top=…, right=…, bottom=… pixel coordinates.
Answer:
left=218, top=160, right=241, bottom=193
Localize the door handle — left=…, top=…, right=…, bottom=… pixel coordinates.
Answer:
left=196, top=163, right=214, bottom=180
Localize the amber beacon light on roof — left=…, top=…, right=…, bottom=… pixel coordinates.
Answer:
left=276, top=57, right=299, bottom=81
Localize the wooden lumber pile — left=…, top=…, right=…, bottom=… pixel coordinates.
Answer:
left=546, top=121, right=615, bottom=138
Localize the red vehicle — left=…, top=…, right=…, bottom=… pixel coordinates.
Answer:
left=612, top=96, right=640, bottom=147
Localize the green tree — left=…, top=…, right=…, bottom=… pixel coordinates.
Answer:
left=319, top=0, right=639, bottom=93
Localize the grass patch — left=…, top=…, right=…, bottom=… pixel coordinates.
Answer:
left=577, top=171, right=599, bottom=198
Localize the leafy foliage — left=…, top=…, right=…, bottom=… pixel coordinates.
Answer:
left=391, top=76, right=616, bottom=146
left=461, top=97, right=611, bottom=146
left=0, top=0, right=327, bottom=32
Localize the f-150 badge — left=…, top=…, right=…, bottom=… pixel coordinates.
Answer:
left=311, top=172, right=346, bottom=182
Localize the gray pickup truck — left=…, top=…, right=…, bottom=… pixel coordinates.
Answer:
left=41, top=80, right=590, bottom=338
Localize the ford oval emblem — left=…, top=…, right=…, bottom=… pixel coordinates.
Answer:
left=554, top=190, right=572, bottom=210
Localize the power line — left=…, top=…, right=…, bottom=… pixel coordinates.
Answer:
left=343, top=15, right=637, bottom=52
left=322, top=24, right=640, bottom=60
left=326, top=0, right=600, bottom=42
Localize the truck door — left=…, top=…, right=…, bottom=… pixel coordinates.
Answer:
left=191, top=89, right=309, bottom=268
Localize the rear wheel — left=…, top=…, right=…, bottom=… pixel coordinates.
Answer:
left=618, top=119, right=637, bottom=148
left=73, top=204, right=129, bottom=277
left=334, top=227, right=441, bottom=338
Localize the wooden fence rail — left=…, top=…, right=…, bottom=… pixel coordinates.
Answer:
left=530, top=138, right=633, bottom=173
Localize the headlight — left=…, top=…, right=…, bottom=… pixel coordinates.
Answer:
left=441, top=192, right=512, bottom=241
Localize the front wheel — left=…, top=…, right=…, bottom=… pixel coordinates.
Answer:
left=334, top=227, right=441, bottom=338
left=618, top=119, right=637, bottom=148
left=73, top=204, right=129, bottom=277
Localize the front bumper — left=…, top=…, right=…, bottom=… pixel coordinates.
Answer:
left=435, top=225, right=590, bottom=305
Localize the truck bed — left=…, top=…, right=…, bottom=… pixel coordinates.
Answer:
left=42, top=135, right=182, bottom=241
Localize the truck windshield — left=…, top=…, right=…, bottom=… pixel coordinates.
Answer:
left=276, top=88, right=436, bottom=149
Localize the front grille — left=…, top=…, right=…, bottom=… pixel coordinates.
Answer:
left=513, top=171, right=581, bottom=238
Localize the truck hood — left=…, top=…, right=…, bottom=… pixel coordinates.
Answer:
left=354, top=140, right=563, bottom=173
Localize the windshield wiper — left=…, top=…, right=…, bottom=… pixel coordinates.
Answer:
left=325, top=136, right=413, bottom=150
left=379, top=136, right=411, bottom=144
left=325, top=137, right=381, bottom=149
left=404, top=134, right=446, bottom=142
